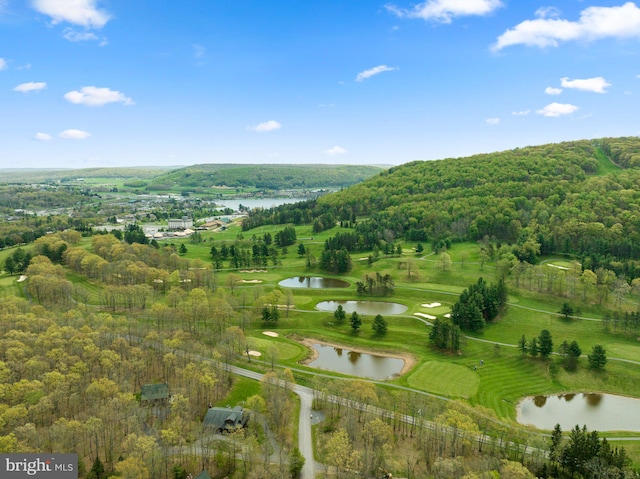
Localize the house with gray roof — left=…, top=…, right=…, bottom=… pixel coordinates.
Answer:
left=202, top=406, right=248, bottom=432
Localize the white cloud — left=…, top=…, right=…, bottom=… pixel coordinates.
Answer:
left=64, top=86, right=133, bottom=106
left=355, top=65, right=396, bottom=82
left=60, top=129, right=91, bottom=139
left=512, top=110, right=530, bottom=116
left=13, top=81, right=47, bottom=93
left=485, top=117, right=500, bottom=125
left=324, top=146, right=347, bottom=155
left=535, top=6, right=561, bottom=19
left=560, top=76, right=611, bottom=93
left=63, top=28, right=107, bottom=45
left=386, top=0, right=503, bottom=23
left=248, top=120, right=282, bottom=132
left=32, top=0, right=111, bottom=28
left=0, top=58, right=6, bottom=71
left=35, top=132, right=52, bottom=141
left=493, top=2, right=640, bottom=51
left=536, top=102, right=579, bottom=117
left=545, top=87, right=563, bottom=95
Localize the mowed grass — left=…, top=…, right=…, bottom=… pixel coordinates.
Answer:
left=407, top=361, right=480, bottom=398
left=246, top=335, right=308, bottom=362
left=0, top=275, right=27, bottom=299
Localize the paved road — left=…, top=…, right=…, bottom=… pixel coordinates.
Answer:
left=226, top=364, right=317, bottom=479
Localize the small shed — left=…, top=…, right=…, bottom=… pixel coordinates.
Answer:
left=140, top=383, right=169, bottom=406
left=202, top=406, right=248, bottom=432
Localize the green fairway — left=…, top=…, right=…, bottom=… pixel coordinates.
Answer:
left=407, top=361, right=480, bottom=398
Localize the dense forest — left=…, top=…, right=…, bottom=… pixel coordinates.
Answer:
left=243, top=137, right=640, bottom=279
left=144, top=164, right=383, bottom=191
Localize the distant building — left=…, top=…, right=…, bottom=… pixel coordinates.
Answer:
left=202, top=406, right=248, bottom=432
left=168, top=216, right=193, bottom=230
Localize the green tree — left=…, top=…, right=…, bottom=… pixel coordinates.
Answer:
left=4, top=256, right=16, bottom=275
left=334, top=305, right=346, bottom=323
left=588, top=344, right=607, bottom=369
left=538, top=329, right=553, bottom=358
left=518, top=334, right=527, bottom=357
left=549, top=424, right=563, bottom=463
left=297, top=243, right=306, bottom=256
left=350, top=311, right=361, bottom=332
left=89, top=456, right=105, bottom=479
left=372, top=314, right=387, bottom=335
left=289, top=447, right=305, bottom=478
left=179, top=243, right=187, bottom=255
left=560, top=302, right=575, bottom=320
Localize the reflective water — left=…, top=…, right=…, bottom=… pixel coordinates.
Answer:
left=316, top=300, right=408, bottom=315
left=279, top=277, right=350, bottom=288
left=517, top=393, right=640, bottom=431
left=308, top=343, right=404, bottom=380
left=216, top=198, right=307, bottom=211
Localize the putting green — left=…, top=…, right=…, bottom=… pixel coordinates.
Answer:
left=407, top=361, right=480, bottom=398
left=247, top=336, right=306, bottom=361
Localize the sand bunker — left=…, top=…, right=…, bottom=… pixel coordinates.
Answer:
left=547, top=264, right=570, bottom=270
left=415, top=312, right=436, bottom=320
left=248, top=350, right=262, bottom=357
left=262, top=331, right=279, bottom=337
left=421, top=302, right=441, bottom=308
left=239, top=269, right=267, bottom=273
left=241, top=279, right=262, bottom=283
left=444, top=313, right=451, bottom=318
left=17, top=275, right=27, bottom=283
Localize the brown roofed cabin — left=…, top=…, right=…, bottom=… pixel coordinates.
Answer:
left=140, top=383, right=169, bottom=406
left=202, top=406, right=248, bottom=433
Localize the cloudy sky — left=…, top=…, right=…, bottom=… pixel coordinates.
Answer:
left=2, top=0, right=640, bottom=168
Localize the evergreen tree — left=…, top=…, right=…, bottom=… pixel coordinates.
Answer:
left=549, top=423, right=563, bottom=463
left=333, top=305, right=346, bottom=323
left=89, top=456, right=105, bottom=479
left=518, top=334, right=527, bottom=357
left=350, top=311, right=361, bottom=332
left=538, top=329, right=553, bottom=358
left=372, top=314, right=387, bottom=335
left=588, top=344, right=607, bottom=369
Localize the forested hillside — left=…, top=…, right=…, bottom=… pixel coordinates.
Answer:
left=244, top=137, right=640, bottom=278
left=145, top=164, right=383, bottom=191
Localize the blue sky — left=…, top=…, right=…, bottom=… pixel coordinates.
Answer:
left=2, top=0, right=640, bottom=169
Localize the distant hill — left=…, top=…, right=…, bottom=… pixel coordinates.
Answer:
left=243, top=137, right=640, bottom=275
left=0, top=167, right=174, bottom=184
left=144, top=164, right=384, bottom=191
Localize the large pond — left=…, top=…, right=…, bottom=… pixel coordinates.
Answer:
left=316, top=300, right=408, bottom=315
left=517, top=393, right=640, bottom=431
left=279, top=277, right=350, bottom=289
left=307, top=342, right=405, bottom=380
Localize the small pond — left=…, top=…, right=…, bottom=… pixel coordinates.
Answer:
left=517, top=393, right=640, bottom=431
left=279, top=277, right=350, bottom=289
left=316, top=300, right=408, bottom=315
left=307, top=342, right=404, bottom=380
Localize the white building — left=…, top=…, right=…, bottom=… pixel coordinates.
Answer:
left=168, top=216, right=193, bottom=230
